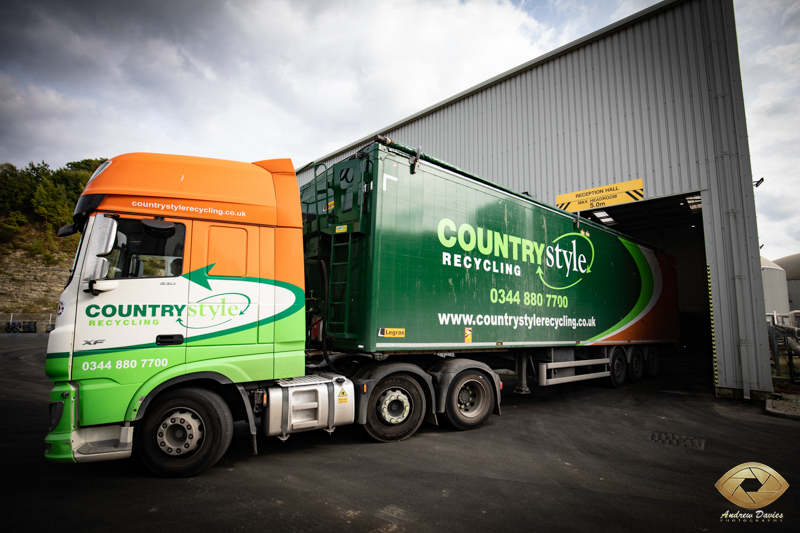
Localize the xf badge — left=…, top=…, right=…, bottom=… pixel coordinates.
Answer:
left=82, top=340, right=105, bottom=346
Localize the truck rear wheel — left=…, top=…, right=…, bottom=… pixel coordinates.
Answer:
left=136, top=388, right=233, bottom=477
left=444, top=370, right=495, bottom=431
left=609, top=347, right=627, bottom=388
left=364, top=375, right=426, bottom=443
left=644, top=345, right=660, bottom=378
left=628, top=346, right=644, bottom=383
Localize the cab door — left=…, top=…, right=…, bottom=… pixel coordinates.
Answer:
left=186, top=222, right=271, bottom=379
left=71, top=214, right=191, bottom=425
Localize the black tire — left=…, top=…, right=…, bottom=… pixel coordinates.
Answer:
left=644, top=345, right=660, bottom=378
left=628, top=346, right=644, bottom=383
left=444, top=370, right=495, bottom=431
left=364, top=375, right=426, bottom=443
left=609, top=346, right=627, bottom=388
left=136, top=388, right=233, bottom=477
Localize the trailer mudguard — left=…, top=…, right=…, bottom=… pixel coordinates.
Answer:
left=426, top=359, right=502, bottom=416
left=351, top=363, right=437, bottom=425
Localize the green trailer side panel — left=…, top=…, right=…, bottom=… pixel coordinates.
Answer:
left=370, top=152, right=640, bottom=350
left=585, top=239, right=654, bottom=343
left=302, top=143, right=674, bottom=353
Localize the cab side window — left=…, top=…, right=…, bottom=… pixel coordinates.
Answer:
left=105, top=218, right=186, bottom=278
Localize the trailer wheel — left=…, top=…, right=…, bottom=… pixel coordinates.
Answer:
left=609, top=347, right=627, bottom=388
left=136, top=388, right=233, bottom=477
left=444, top=370, right=495, bottom=431
left=364, top=375, right=426, bottom=443
left=628, top=346, right=644, bottom=383
left=644, top=346, right=660, bottom=378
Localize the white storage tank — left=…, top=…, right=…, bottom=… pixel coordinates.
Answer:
left=761, top=257, right=790, bottom=315
left=774, top=253, right=800, bottom=312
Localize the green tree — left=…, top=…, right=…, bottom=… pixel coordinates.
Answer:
left=31, top=177, right=72, bottom=228
left=52, top=159, right=106, bottom=206
left=66, top=158, right=107, bottom=174
left=52, top=168, right=91, bottom=206
left=0, top=162, right=51, bottom=215
left=0, top=157, right=106, bottom=227
left=0, top=210, right=27, bottom=243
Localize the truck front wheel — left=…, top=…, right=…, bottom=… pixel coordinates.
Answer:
left=136, top=388, right=233, bottom=477
left=364, top=375, right=426, bottom=443
left=444, top=370, right=495, bottom=431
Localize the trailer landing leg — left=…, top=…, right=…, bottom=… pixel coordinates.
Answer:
left=515, top=354, right=531, bottom=395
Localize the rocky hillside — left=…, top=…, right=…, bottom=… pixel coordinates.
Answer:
left=0, top=224, right=78, bottom=313
left=0, top=158, right=105, bottom=315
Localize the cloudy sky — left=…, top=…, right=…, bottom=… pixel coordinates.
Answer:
left=0, top=0, right=798, bottom=260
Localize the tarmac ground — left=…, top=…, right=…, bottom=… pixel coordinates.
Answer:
left=3, top=333, right=799, bottom=532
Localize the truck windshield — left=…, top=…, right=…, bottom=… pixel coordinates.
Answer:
left=105, top=218, right=185, bottom=279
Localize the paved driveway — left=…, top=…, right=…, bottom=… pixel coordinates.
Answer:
left=3, top=333, right=798, bottom=532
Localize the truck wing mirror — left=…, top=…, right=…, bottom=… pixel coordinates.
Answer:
left=92, top=214, right=118, bottom=257
left=57, top=223, right=77, bottom=237
left=81, top=214, right=119, bottom=295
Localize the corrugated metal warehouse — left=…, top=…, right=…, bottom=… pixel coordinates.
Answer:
left=298, top=0, right=769, bottom=398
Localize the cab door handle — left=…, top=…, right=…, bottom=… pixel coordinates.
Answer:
left=156, top=334, right=184, bottom=346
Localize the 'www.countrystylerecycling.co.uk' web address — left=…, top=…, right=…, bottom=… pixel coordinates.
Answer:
left=437, top=313, right=596, bottom=330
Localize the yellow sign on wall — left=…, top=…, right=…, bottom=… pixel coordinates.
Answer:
left=556, top=179, right=644, bottom=212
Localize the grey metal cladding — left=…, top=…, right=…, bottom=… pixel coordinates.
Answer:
left=299, top=0, right=713, bottom=199
left=297, top=0, right=770, bottom=394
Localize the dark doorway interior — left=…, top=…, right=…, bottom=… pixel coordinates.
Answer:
left=582, top=193, right=710, bottom=357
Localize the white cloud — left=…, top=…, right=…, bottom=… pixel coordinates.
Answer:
left=0, top=0, right=570, bottom=169
left=223, top=0, right=566, bottom=161
left=1, top=0, right=798, bottom=260
left=606, top=0, right=659, bottom=27
left=737, top=0, right=800, bottom=260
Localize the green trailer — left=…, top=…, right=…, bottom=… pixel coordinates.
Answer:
left=301, top=136, right=678, bottom=388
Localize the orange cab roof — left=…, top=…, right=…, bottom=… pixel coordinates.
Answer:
left=83, top=153, right=300, bottom=228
